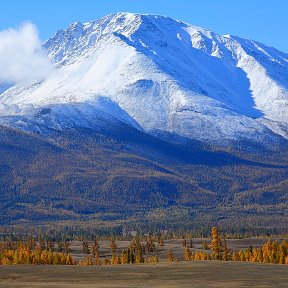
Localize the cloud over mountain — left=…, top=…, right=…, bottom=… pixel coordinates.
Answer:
left=0, top=22, right=52, bottom=85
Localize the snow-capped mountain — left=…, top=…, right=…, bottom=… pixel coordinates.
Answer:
left=1, top=12, right=288, bottom=145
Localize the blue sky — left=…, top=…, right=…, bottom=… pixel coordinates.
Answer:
left=1, top=0, right=287, bottom=51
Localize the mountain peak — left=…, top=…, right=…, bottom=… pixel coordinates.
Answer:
left=44, top=12, right=212, bottom=66
left=1, top=13, right=288, bottom=145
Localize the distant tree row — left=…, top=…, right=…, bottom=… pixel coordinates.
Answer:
left=180, top=227, right=288, bottom=264
left=1, top=227, right=288, bottom=265
left=0, top=240, right=74, bottom=265
left=0, top=235, right=160, bottom=266
left=79, top=237, right=159, bottom=265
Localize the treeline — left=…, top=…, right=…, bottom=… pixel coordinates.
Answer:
left=2, top=225, right=282, bottom=242
left=180, top=227, right=288, bottom=264
left=79, top=237, right=160, bottom=265
left=0, top=235, right=161, bottom=266
left=0, top=238, right=75, bottom=265
left=1, top=227, right=288, bottom=266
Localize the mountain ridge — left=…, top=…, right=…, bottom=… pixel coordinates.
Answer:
left=0, top=12, right=288, bottom=145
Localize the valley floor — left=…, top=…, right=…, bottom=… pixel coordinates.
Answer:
left=0, top=261, right=287, bottom=288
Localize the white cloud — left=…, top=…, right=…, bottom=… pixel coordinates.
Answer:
left=0, top=22, right=53, bottom=85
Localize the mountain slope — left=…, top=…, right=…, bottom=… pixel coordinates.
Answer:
left=0, top=123, right=287, bottom=233
left=0, top=12, right=288, bottom=145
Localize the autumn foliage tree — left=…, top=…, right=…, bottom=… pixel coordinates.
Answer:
left=210, top=227, right=223, bottom=260
left=167, top=249, right=175, bottom=262
left=109, top=237, right=117, bottom=257
left=183, top=246, right=191, bottom=261
left=92, top=240, right=100, bottom=265
left=82, top=240, right=90, bottom=255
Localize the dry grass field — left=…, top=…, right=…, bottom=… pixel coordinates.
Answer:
left=0, top=261, right=287, bottom=288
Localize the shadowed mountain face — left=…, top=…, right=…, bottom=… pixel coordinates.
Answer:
left=0, top=13, right=288, bottom=233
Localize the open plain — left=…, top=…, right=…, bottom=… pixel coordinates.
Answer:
left=0, top=261, right=288, bottom=288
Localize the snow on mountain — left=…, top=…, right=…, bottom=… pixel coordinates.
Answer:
left=0, top=12, right=288, bottom=145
